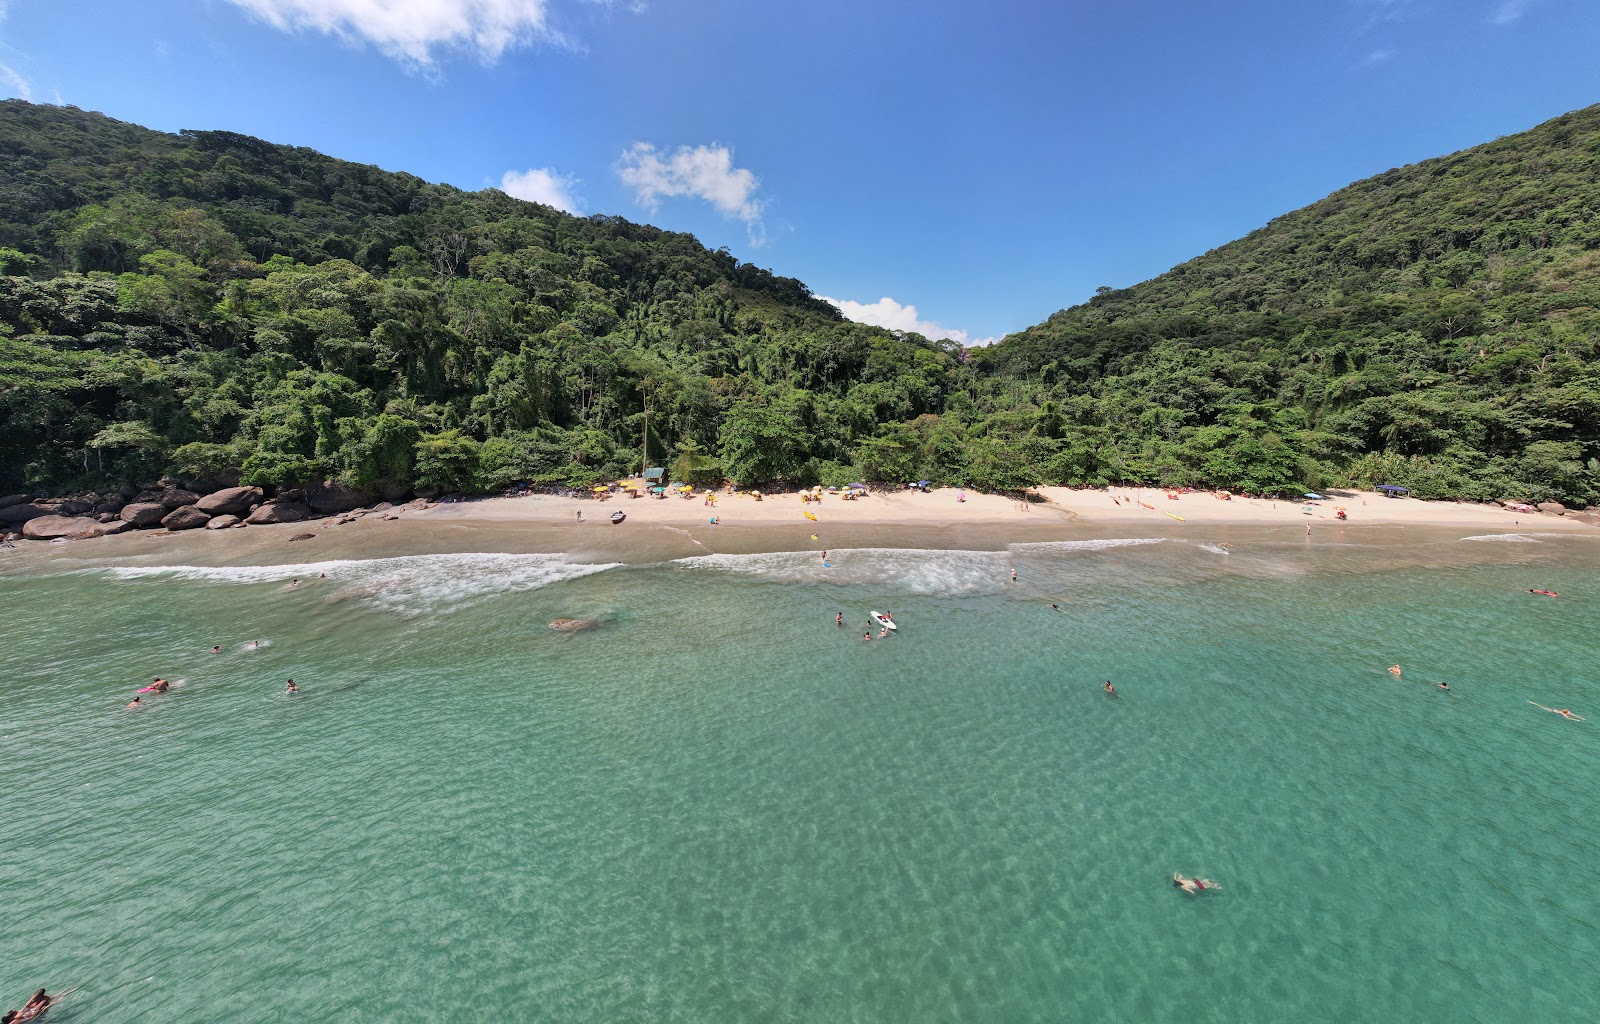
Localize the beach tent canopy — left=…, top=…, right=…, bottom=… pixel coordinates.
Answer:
left=917, top=480, right=930, bottom=487
left=1376, top=484, right=1410, bottom=495
left=642, top=467, right=665, bottom=481
left=1303, top=493, right=1324, bottom=500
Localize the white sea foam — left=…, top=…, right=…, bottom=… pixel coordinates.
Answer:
left=1198, top=544, right=1231, bottom=556
left=1460, top=534, right=1540, bottom=543
left=673, top=547, right=1013, bottom=595
left=1009, top=538, right=1166, bottom=554
left=98, top=553, right=619, bottom=614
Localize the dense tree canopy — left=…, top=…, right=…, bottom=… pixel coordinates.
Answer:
left=2, top=100, right=1598, bottom=504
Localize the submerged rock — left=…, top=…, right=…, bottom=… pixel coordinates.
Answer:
left=287, top=532, right=317, bottom=542
left=548, top=617, right=598, bottom=633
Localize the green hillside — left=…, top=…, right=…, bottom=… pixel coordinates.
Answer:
left=2, top=99, right=1599, bottom=504
left=975, top=103, right=1600, bottom=503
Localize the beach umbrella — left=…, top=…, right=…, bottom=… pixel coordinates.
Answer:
left=1376, top=484, right=1410, bottom=497
left=827, top=485, right=839, bottom=491
left=593, top=485, right=609, bottom=492
left=849, top=483, right=867, bottom=490
left=917, top=480, right=930, bottom=487
left=679, top=485, right=693, bottom=492
left=650, top=486, right=665, bottom=493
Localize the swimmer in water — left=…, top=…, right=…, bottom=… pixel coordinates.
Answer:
left=286, top=679, right=297, bottom=693
left=1530, top=702, right=1584, bottom=721
left=835, top=612, right=842, bottom=626
left=1437, top=682, right=1450, bottom=692
left=127, top=696, right=143, bottom=709
left=1104, top=680, right=1117, bottom=697
left=1388, top=665, right=1402, bottom=678
left=1011, top=568, right=1017, bottom=582
left=1172, top=873, right=1220, bottom=894
left=879, top=626, right=889, bottom=638
left=863, top=632, right=872, bottom=641
left=1049, top=603, right=1059, bottom=610
left=211, top=645, right=221, bottom=654
left=290, top=579, right=299, bottom=588
left=154, top=680, right=169, bottom=693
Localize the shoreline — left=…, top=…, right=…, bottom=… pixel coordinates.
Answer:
left=2, top=486, right=1596, bottom=576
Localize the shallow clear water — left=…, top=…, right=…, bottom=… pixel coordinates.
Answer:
left=4, top=532, right=1599, bottom=1022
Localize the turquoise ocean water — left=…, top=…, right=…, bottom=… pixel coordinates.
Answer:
left=4, top=529, right=1599, bottom=1022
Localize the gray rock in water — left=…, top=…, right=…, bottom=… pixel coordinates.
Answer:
left=22, top=515, right=132, bottom=540
left=245, top=501, right=313, bottom=525
left=0, top=503, right=54, bottom=525
left=287, top=532, right=317, bottom=542
left=162, top=505, right=212, bottom=530
left=305, top=480, right=375, bottom=514
left=195, top=486, right=264, bottom=516
left=205, top=514, right=242, bottom=530
left=119, top=502, right=169, bottom=527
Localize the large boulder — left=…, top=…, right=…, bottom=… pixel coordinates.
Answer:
left=304, top=481, right=375, bottom=514
left=1536, top=502, right=1568, bottom=515
left=119, top=483, right=140, bottom=500
left=245, top=501, right=313, bottom=525
left=413, top=485, right=441, bottom=500
left=0, top=493, right=30, bottom=510
left=23, top=515, right=132, bottom=540
left=195, top=485, right=264, bottom=516
left=119, top=502, right=169, bottom=527
left=159, top=489, right=201, bottom=509
left=205, top=514, right=242, bottom=530
left=92, top=498, right=127, bottom=516
left=161, top=505, right=212, bottom=530
left=0, top=503, right=54, bottom=525
left=42, top=497, right=94, bottom=516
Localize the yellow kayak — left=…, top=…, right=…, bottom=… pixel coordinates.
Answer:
left=804, top=511, right=818, bottom=521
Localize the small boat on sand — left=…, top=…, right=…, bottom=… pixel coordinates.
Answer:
left=609, top=511, right=626, bottom=524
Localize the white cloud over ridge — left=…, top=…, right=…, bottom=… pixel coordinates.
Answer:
left=222, top=0, right=556, bottom=66
left=819, top=295, right=992, bottom=347
left=500, top=166, right=583, bottom=214
left=617, top=142, right=765, bottom=243
left=0, top=62, right=28, bottom=100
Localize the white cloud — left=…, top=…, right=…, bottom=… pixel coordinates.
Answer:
left=0, top=62, right=28, bottom=100
left=819, top=295, right=993, bottom=347
left=1357, top=47, right=1397, bottom=67
left=617, top=142, right=765, bottom=243
left=222, top=0, right=556, bottom=66
left=1491, top=0, right=1535, bottom=24
left=499, top=166, right=583, bottom=214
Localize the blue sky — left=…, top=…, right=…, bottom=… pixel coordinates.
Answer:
left=2, top=0, right=1598, bottom=344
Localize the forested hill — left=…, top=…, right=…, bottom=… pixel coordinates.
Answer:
left=0, top=100, right=957, bottom=496
left=975, top=103, right=1600, bottom=504
left=2, top=100, right=1599, bottom=506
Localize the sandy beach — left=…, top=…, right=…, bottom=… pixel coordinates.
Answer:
left=3, top=485, right=1595, bottom=575
left=421, top=485, right=1590, bottom=532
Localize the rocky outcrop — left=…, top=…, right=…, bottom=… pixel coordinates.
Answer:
left=195, top=485, right=263, bottom=516
left=120, top=502, right=169, bottom=527
left=22, top=515, right=132, bottom=540
left=159, top=489, right=201, bottom=509
left=1536, top=501, right=1568, bottom=515
left=1569, top=511, right=1600, bottom=527
left=0, top=493, right=31, bottom=509
left=0, top=503, right=54, bottom=525
left=161, top=505, right=212, bottom=530
left=245, top=501, right=313, bottom=525
left=205, top=514, right=242, bottom=530
left=379, top=482, right=412, bottom=503
left=413, top=485, right=441, bottom=500
left=548, top=617, right=598, bottom=632
left=92, top=498, right=127, bottom=516
left=305, top=481, right=374, bottom=514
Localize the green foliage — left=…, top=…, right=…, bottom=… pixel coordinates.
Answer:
left=2, top=99, right=1599, bottom=507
